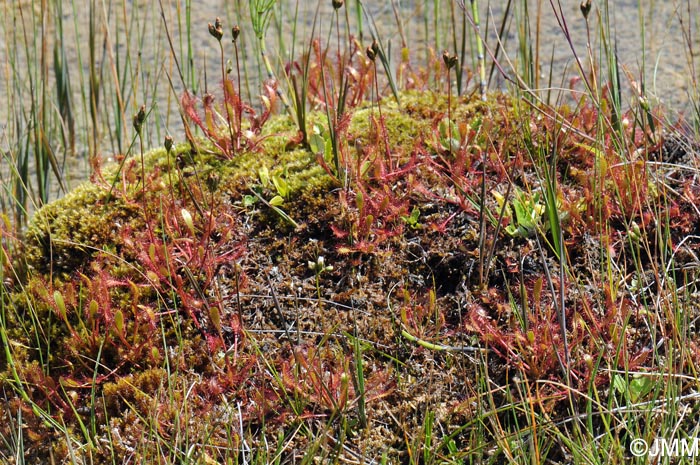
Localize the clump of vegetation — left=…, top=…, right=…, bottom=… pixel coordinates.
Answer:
left=2, top=1, right=700, bottom=463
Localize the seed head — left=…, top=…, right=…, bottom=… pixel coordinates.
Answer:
left=366, top=40, right=379, bottom=61
left=232, top=25, right=240, bottom=42
left=133, top=104, right=146, bottom=134
left=164, top=135, right=173, bottom=152
left=208, top=17, right=224, bottom=41
left=332, top=0, right=344, bottom=10
left=442, top=50, right=458, bottom=69
left=580, top=1, right=592, bottom=19
left=206, top=172, right=220, bottom=192
left=366, top=46, right=375, bottom=61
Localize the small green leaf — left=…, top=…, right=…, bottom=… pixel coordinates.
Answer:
left=181, top=208, right=195, bottom=236
left=438, top=117, right=459, bottom=151
left=527, top=330, right=535, bottom=344
left=60, top=377, right=81, bottom=388
left=310, top=133, right=325, bottom=156
left=324, top=138, right=333, bottom=163
left=401, top=206, right=421, bottom=228
left=89, top=300, right=99, bottom=321
left=258, top=166, right=270, bottom=187
left=356, top=190, right=364, bottom=212
left=54, top=291, right=67, bottom=320
left=271, top=175, right=289, bottom=198
left=612, top=374, right=627, bottom=395
left=148, top=243, right=157, bottom=263
left=629, top=376, right=655, bottom=403
left=114, top=310, right=124, bottom=337
left=269, top=195, right=285, bottom=207
left=243, top=195, right=257, bottom=207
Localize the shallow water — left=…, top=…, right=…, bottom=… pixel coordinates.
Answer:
left=514, top=0, right=698, bottom=112
left=0, top=0, right=697, bottom=200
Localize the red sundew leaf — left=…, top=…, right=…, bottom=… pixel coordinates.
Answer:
left=181, top=92, right=203, bottom=127
left=314, top=153, right=341, bottom=182
left=330, top=224, right=349, bottom=240
left=284, top=131, right=305, bottom=150
left=337, top=240, right=376, bottom=254
left=427, top=211, right=457, bottom=234
left=626, top=347, right=652, bottom=371
left=205, top=333, right=224, bottom=353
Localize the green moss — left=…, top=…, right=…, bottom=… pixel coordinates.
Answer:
left=345, top=90, right=494, bottom=156
left=22, top=90, right=497, bottom=280
left=24, top=182, right=130, bottom=275
left=102, top=368, right=168, bottom=415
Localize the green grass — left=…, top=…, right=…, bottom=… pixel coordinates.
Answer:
left=2, top=0, right=700, bottom=463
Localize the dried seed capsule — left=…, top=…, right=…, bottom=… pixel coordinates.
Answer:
left=442, top=50, right=458, bottom=69
left=208, top=17, right=224, bottom=41
left=133, top=104, right=146, bottom=133
left=580, top=1, right=592, bottom=19
left=366, top=45, right=376, bottom=61
left=164, top=135, right=173, bottom=152
left=366, top=40, right=379, bottom=61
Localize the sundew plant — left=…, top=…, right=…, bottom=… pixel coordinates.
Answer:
left=1, top=1, right=700, bottom=463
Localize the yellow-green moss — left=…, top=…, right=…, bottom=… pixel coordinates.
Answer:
left=22, top=135, right=325, bottom=276
left=22, top=90, right=504, bottom=278
left=102, top=367, right=168, bottom=414
left=25, top=182, right=128, bottom=273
